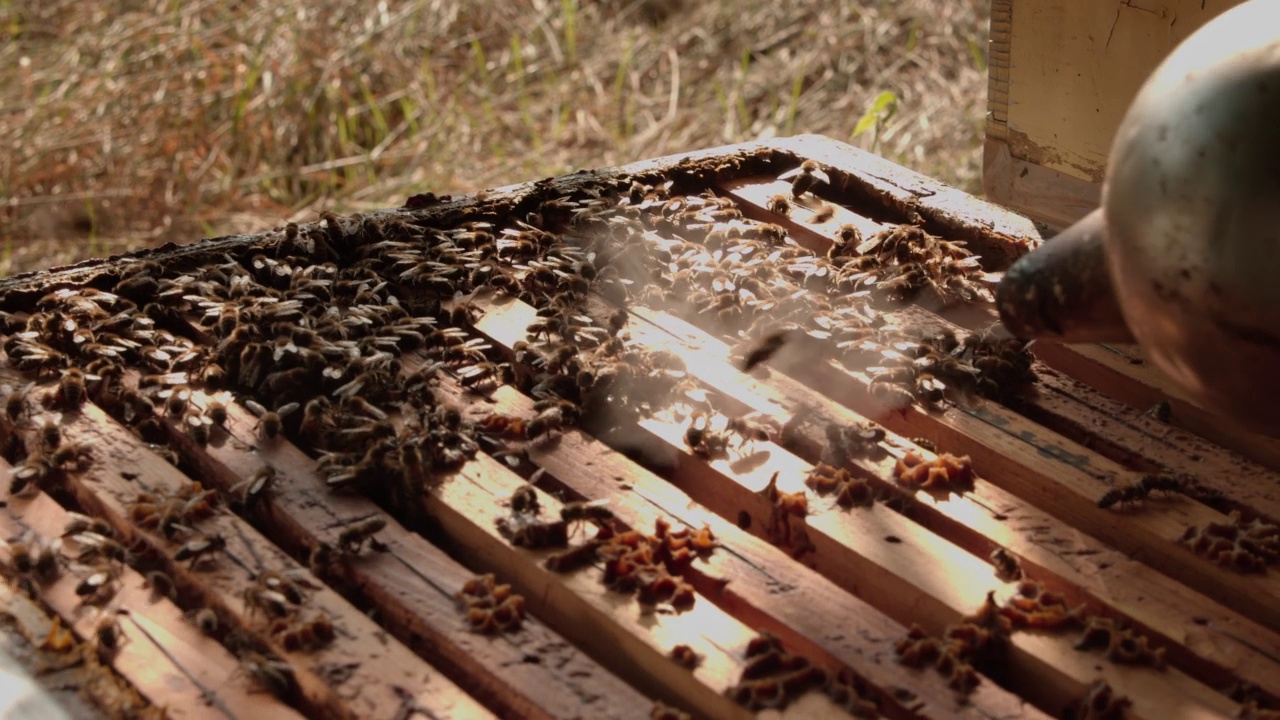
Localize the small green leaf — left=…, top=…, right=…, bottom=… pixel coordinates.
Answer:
left=853, top=90, right=898, bottom=138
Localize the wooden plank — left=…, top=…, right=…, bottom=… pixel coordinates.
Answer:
left=607, top=302, right=1280, bottom=701
left=0, top=376, right=492, bottom=720
left=462, top=293, right=1246, bottom=719
left=425, top=368, right=1043, bottom=719
left=141, top=366, right=656, bottom=720
left=0, top=464, right=304, bottom=720
left=570, top=203, right=1280, bottom=632
left=749, top=136, right=1280, bottom=472
left=723, top=175, right=1280, bottom=524
left=417, top=446, right=801, bottom=720
left=1032, top=341, right=1280, bottom=473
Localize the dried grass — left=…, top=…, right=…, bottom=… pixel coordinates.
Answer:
left=0, top=0, right=989, bottom=276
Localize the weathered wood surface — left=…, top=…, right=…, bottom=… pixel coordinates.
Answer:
left=0, top=458, right=305, bottom=720
left=1, top=135, right=1276, bottom=720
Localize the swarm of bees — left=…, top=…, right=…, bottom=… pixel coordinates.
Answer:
left=723, top=632, right=878, bottom=716
left=455, top=573, right=527, bottom=635
left=893, top=450, right=975, bottom=491
left=1074, top=616, right=1167, bottom=669
left=893, top=591, right=1012, bottom=695
left=1179, top=512, right=1280, bottom=573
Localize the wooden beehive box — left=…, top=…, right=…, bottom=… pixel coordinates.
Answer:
left=983, top=0, right=1249, bottom=231
left=0, top=135, right=1279, bottom=720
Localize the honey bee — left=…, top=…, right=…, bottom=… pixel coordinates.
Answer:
left=71, top=531, right=129, bottom=565
left=273, top=613, right=336, bottom=653
left=94, top=614, right=128, bottom=661
left=38, top=419, right=61, bottom=450
left=808, top=203, right=836, bottom=224
left=778, top=159, right=831, bottom=198
left=191, top=607, right=219, bottom=635
left=205, top=399, right=228, bottom=427
left=1097, top=484, right=1147, bottom=510
left=766, top=194, right=791, bottom=216
left=62, top=512, right=113, bottom=539
left=559, top=499, right=614, bottom=528
left=144, top=570, right=177, bottom=601
left=174, top=533, right=227, bottom=568
left=182, top=410, right=213, bottom=445
left=3, top=382, right=33, bottom=421
left=298, top=397, right=332, bottom=446
left=337, top=516, right=387, bottom=554
left=738, top=328, right=797, bottom=372
left=683, top=419, right=731, bottom=459
left=245, top=400, right=298, bottom=441
left=76, top=569, right=119, bottom=606
left=50, top=441, right=93, bottom=472
left=57, top=368, right=87, bottom=409
left=526, top=404, right=572, bottom=445
left=238, top=651, right=297, bottom=698
left=9, top=452, right=49, bottom=496
left=243, top=583, right=293, bottom=620
left=1143, top=400, right=1172, bottom=423
left=510, top=484, right=540, bottom=516
left=231, top=465, right=276, bottom=509
left=990, top=548, right=1022, bottom=582
left=724, top=414, right=779, bottom=446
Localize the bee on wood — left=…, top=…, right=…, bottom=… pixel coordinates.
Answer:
left=190, top=607, right=219, bottom=635
left=526, top=404, right=572, bottom=445
left=243, top=583, right=293, bottom=620
left=1097, top=484, right=1147, bottom=510
left=298, top=397, right=332, bottom=446
left=778, top=159, right=831, bottom=198
left=510, top=484, right=540, bottom=516
left=76, top=569, right=120, bottom=606
left=50, top=441, right=93, bottom=472
left=808, top=203, right=836, bottom=224
left=737, top=328, right=797, bottom=372
left=3, top=382, right=33, bottom=421
left=9, top=451, right=52, bottom=497
left=990, top=547, right=1022, bottom=582
left=683, top=419, right=731, bottom=459
left=457, top=362, right=514, bottom=393
left=175, top=409, right=211, bottom=445
left=38, top=419, right=61, bottom=451
left=174, top=533, right=227, bottom=568
left=231, top=465, right=276, bottom=509
left=205, top=398, right=228, bottom=428
left=1142, top=400, right=1172, bottom=423
left=71, top=531, right=129, bottom=566
left=238, top=651, right=297, bottom=699
left=560, top=499, right=614, bottom=531
left=245, top=400, right=298, bottom=442
left=62, top=512, right=113, bottom=539
left=1136, top=472, right=1192, bottom=497
left=337, top=516, right=387, bottom=555
left=57, top=368, right=88, bottom=409
left=273, top=613, right=336, bottom=653
left=766, top=194, right=791, bottom=216
left=725, top=414, right=780, bottom=446
left=144, top=570, right=177, bottom=601
left=94, top=613, right=128, bottom=662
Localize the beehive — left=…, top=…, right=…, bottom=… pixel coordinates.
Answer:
left=0, top=135, right=1277, bottom=720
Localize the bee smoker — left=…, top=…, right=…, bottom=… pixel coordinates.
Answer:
left=994, top=0, right=1280, bottom=435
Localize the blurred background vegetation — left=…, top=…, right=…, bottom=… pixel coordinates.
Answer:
left=0, top=0, right=990, bottom=276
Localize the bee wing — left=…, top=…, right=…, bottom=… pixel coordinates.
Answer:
left=244, top=399, right=268, bottom=417
left=777, top=167, right=803, bottom=181
left=277, top=403, right=300, bottom=418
